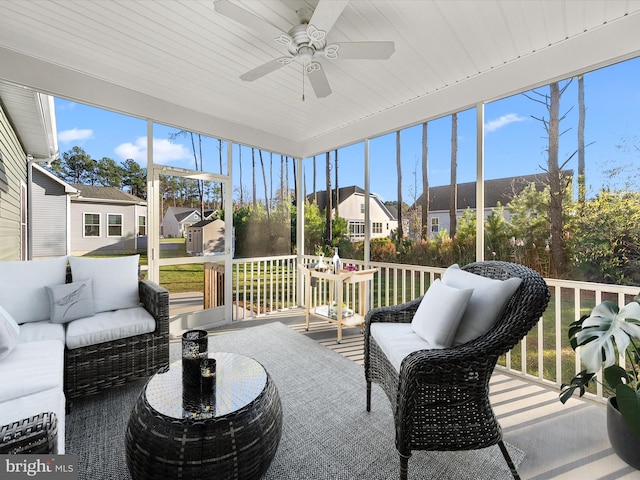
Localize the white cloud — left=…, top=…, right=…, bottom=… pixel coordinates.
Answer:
left=115, top=137, right=191, bottom=164
left=58, top=128, right=93, bottom=143
left=484, top=113, right=527, bottom=133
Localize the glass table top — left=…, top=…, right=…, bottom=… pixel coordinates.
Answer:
left=145, top=352, right=267, bottom=420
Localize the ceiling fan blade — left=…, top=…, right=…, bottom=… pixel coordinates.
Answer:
left=333, top=41, right=395, bottom=60
left=307, top=64, right=332, bottom=98
left=240, top=58, right=286, bottom=82
left=214, top=0, right=283, bottom=39
left=308, top=0, right=348, bottom=35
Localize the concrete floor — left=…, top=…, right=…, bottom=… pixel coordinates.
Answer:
left=169, top=293, right=640, bottom=480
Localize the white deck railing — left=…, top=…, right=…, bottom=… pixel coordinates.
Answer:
left=230, top=255, right=639, bottom=403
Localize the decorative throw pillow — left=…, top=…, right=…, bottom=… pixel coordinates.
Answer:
left=0, top=256, right=68, bottom=324
left=0, top=305, right=20, bottom=361
left=410, top=279, right=474, bottom=348
left=442, top=264, right=522, bottom=345
left=46, top=279, right=95, bottom=324
left=68, top=255, right=140, bottom=314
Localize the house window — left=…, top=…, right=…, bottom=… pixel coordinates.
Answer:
left=107, top=214, right=123, bottom=237
left=84, top=213, right=100, bottom=237
left=372, top=222, right=382, bottom=234
left=138, top=215, right=146, bottom=236
left=349, top=221, right=365, bottom=239
left=430, top=217, right=439, bottom=233
left=360, top=203, right=364, bottom=214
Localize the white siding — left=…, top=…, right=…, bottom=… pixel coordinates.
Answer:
left=31, top=168, right=68, bottom=258
left=0, top=103, right=26, bottom=261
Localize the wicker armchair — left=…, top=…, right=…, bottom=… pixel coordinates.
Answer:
left=364, top=261, right=550, bottom=480
left=64, top=279, right=170, bottom=402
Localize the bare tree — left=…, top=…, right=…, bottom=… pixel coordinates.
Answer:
left=169, top=131, right=204, bottom=217
left=280, top=155, right=284, bottom=205
left=578, top=74, right=586, bottom=204
left=396, top=131, right=403, bottom=246
left=449, top=113, right=458, bottom=239
left=334, top=149, right=339, bottom=218
left=421, top=122, right=429, bottom=240
left=292, top=156, right=297, bottom=204
left=285, top=157, right=290, bottom=205
left=251, top=148, right=257, bottom=209
left=525, top=81, right=573, bottom=276
left=325, top=151, right=332, bottom=244
left=259, top=149, right=269, bottom=218
left=313, top=155, right=317, bottom=203
left=238, top=145, right=244, bottom=206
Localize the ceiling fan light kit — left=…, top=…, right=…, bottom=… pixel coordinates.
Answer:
left=214, top=0, right=395, bottom=99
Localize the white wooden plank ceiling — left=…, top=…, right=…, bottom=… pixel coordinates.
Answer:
left=0, top=0, right=639, bottom=158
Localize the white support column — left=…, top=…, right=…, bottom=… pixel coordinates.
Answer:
left=146, top=120, right=160, bottom=283
left=225, top=141, right=233, bottom=322
left=296, top=156, right=305, bottom=307
left=364, top=139, right=371, bottom=266
left=476, top=103, right=485, bottom=262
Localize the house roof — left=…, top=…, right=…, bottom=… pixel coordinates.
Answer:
left=0, top=82, right=57, bottom=160
left=1, top=2, right=638, bottom=159
left=309, top=185, right=363, bottom=211
left=165, top=206, right=217, bottom=223
left=32, top=163, right=77, bottom=194
left=416, top=172, right=573, bottom=211
left=71, top=184, right=146, bottom=204
left=189, top=218, right=224, bottom=229
left=310, top=185, right=396, bottom=221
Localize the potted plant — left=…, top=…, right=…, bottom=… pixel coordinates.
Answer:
left=560, top=294, right=640, bottom=469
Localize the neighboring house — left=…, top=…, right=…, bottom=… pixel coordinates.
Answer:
left=70, top=184, right=147, bottom=255
left=30, top=163, right=77, bottom=258
left=0, top=83, right=58, bottom=261
left=161, top=206, right=215, bottom=238
left=186, top=219, right=225, bottom=255
left=412, top=172, right=572, bottom=238
left=309, top=186, right=398, bottom=241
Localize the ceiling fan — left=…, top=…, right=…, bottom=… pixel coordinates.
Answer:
left=214, top=0, right=395, bottom=99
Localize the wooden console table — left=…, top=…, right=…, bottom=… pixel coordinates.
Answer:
left=299, top=265, right=377, bottom=343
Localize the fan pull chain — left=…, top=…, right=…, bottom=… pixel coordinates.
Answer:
left=302, top=66, right=305, bottom=101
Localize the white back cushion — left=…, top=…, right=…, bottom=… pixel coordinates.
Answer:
left=442, top=264, right=522, bottom=345
left=0, top=256, right=68, bottom=323
left=410, top=278, right=473, bottom=347
left=69, top=255, right=140, bottom=313
left=0, top=305, right=20, bottom=360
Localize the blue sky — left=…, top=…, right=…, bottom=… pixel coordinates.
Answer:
left=54, top=56, right=640, bottom=203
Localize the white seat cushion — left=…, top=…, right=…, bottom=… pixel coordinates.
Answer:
left=0, top=256, right=68, bottom=324
left=19, top=321, right=66, bottom=344
left=0, top=340, right=64, bottom=403
left=410, top=279, right=473, bottom=348
left=371, top=322, right=440, bottom=373
left=442, top=264, right=522, bottom=345
left=65, top=306, right=155, bottom=350
left=0, top=387, right=66, bottom=454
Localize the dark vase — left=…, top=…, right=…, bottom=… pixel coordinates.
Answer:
left=607, top=397, right=640, bottom=470
left=182, top=329, right=208, bottom=389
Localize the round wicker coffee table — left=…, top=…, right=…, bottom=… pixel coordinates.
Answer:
left=125, top=352, right=282, bottom=480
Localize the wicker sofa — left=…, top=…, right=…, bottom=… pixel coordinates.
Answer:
left=364, top=261, right=550, bottom=480
left=0, top=255, right=169, bottom=454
